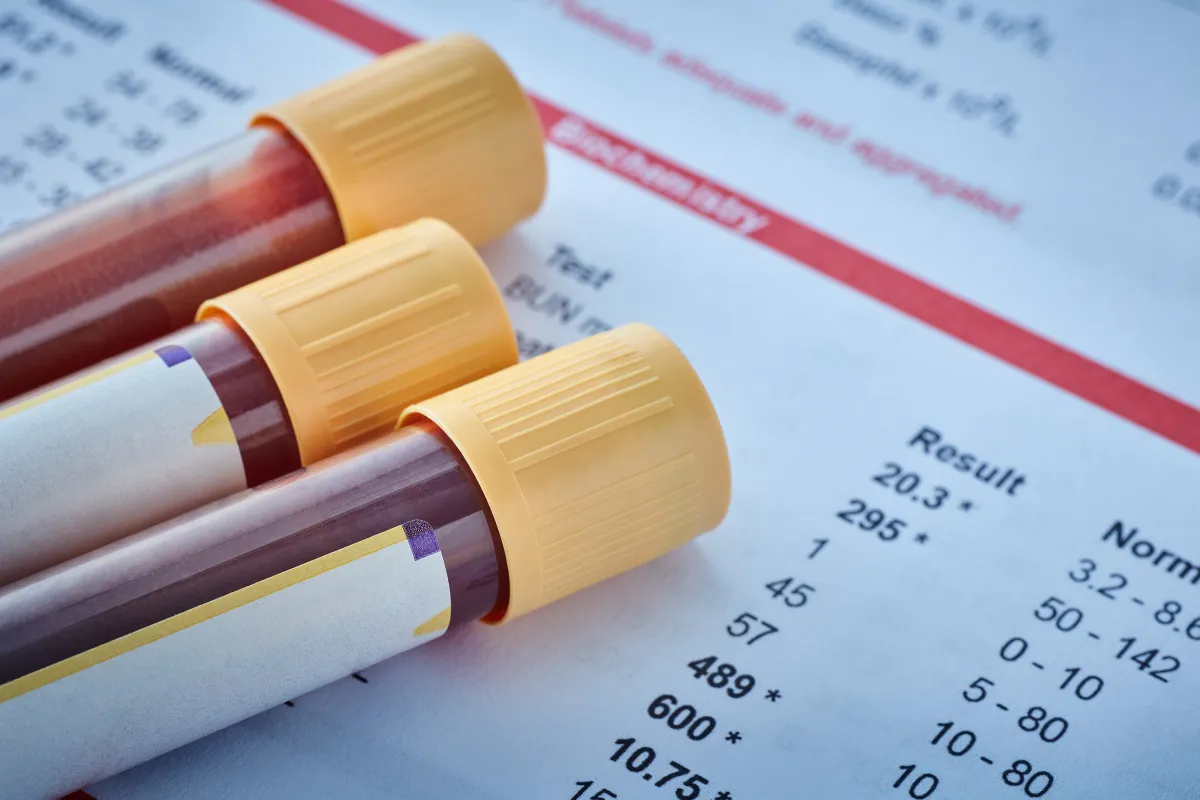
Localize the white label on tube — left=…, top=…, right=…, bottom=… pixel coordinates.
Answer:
left=0, top=344, right=247, bottom=584
left=0, top=521, right=452, bottom=800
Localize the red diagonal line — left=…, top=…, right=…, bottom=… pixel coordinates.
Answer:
left=262, top=0, right=1200, bottom=457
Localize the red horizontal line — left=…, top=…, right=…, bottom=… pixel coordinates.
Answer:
left=267, top=0, right=417, bottom=49
left=262, top=0, right=1200, bottom=457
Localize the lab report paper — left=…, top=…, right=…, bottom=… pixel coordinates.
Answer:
left=1, top=1, right=1199, bottom=798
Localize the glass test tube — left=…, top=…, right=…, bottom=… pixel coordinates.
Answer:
left=0, top=219, right=517, bottom=587
left=0, top=34, right=546, bottom=402
left=0, top=324, right=733, bottom=800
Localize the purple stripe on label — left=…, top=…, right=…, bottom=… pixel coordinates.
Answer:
left=405, top=520, right=440, bottom=560
left=154, top=345, right=192, bottom=367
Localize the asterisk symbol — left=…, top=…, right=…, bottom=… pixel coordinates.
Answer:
left=766, top=689, right=782, bottom=702
left=725, top=731, right=742, bottom=744
left=715, top=793, right=732, bottom=800
left=915, top=533, right=929, bottom=544
left=959, top=500, right=973, bottom=512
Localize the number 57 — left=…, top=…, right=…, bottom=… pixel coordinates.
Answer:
left=726, top=612, right=779, bottom=645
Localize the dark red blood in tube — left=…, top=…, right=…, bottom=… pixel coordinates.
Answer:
left=0, top=422, right=503, bottom=685
left=175, top=320, right=302, bottom=487
left=0, top=125, right=344, bottom=402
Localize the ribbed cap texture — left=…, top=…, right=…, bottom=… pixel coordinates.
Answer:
left=252, top=34, right=546, bottom=245
left=199, top=220, right=517, bottom=465
left=402, top=324, right=731, bottom=621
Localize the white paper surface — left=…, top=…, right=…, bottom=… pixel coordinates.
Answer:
left=1, top=1, right=1198, bottom=798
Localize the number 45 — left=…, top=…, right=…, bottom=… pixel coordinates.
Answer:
left=765, top=577, right=815, bottom=608
left=726, top=612, right=779, bottom=644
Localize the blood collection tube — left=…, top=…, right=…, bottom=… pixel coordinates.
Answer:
left=0, top=34, right=546, bottom=402
left=0, top=218, right=517, bottom=587
left=0, top=323, right=731, bottom=800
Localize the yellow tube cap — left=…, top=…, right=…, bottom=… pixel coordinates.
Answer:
left=252, top=34, right=546, bottom=246
left=401, top=324, right=731, bottom=622
left=198, top=219, right=517, bottom=465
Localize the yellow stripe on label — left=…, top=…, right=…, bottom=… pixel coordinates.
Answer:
left=0, top=522, right=413, bottom=703
left=191, top=407, right=236, bottom=446
left=0, top=351, right=156, bottom=422
left=413, top=606, right=451, bottom=637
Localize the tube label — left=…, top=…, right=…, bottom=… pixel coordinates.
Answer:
left=0, top=520, right=452, bottom=799
left=0, top=344, right=247, bottom=584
